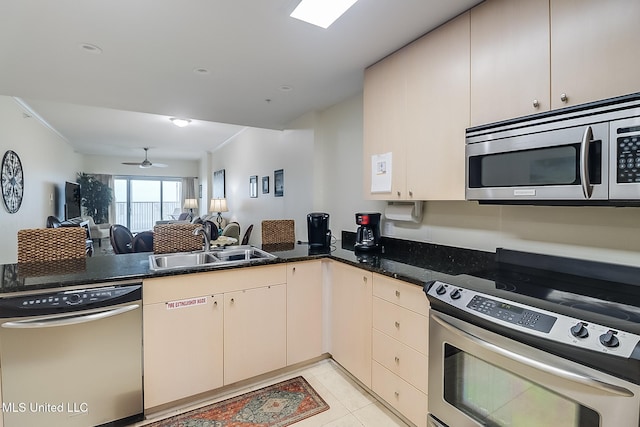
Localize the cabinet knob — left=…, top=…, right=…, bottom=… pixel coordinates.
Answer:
left=395, top=290, right=400, bottom=298
left=214, top=301, right=217, bottom=307
left=394, top=391, right=400, bottom=398
left=363, top=276, right=368, bottom=282
left=560, top=93, right=568, bottom=103
left=408, top=190, right=413, bottom=197
left=230, top=298, right=235, bottom=304
left=532, top=99, right=540, bottom=108
left=397, top=191, right=401, bottom=197
left=292, top=267, right=296, bottom=273
left=395, top=321, right=400, bottom=328
left=395, top=356, right=400, bottom=364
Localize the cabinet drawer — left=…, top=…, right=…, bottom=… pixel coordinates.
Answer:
left=372, top=361, right=428, bottom=427
left=373, top=297, right=428, bottom=354
left=373, top=329, right=428, bottom=394
left=373, top=274, right=429, bottom=316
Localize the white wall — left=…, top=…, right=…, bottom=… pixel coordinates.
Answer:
left=208, top=127, right=314, bottom=245
left=0, top=96, right=82, bottom=264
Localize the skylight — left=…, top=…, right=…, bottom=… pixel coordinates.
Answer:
left=290, top=0, right=359, bottom=29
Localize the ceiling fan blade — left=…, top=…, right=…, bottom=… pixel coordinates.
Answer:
left=152, top=163, right=168, bottom=168
left=122, top=162, right=143, bottom=166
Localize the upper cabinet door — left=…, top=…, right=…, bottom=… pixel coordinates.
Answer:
left=363, top=50, right=407, bottom=200
left=550, top=0, right=640, bottom=109
left=405, top=12, right=469, bottom=200
left=470, top=0, right=550, bottom=126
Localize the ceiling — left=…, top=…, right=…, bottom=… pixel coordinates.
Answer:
left=0, top=0, right=482, bottom=161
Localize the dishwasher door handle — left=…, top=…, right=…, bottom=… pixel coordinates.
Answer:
left=1, top=304, right=140, bottom=329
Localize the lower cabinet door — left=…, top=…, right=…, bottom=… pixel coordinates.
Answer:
left=372, top=361, right=428, bottom=427
left=143, top=294, right=223, bottom=409
left=224, top=284, right=287, bottom=384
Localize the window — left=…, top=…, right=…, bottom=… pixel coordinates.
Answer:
left=114, top=177, right=182, bottom=232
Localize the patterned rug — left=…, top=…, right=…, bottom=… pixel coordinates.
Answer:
left=147, top=376, right=329, bottom=427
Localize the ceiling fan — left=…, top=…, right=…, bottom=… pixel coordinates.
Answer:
left=122, top=148, right=168, bottom=168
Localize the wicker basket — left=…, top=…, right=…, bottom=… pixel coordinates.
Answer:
left=261, top=220, right=295, bottom=245
left=153, top=223, right=203, bottom=254
left=17, top=227, right=87, bottom=263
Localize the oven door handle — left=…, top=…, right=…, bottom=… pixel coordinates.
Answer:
left=580, top=125, right=593, bottom=199
left=432, top=313, right=634, bottom=397
left=0, top=304, right=140, bottom=329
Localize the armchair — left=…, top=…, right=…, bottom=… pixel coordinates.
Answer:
left=82, top=216, right=111, bottom=247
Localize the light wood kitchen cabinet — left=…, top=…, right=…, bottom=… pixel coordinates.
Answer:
left=286, top=260, right=324, bottom=365
left=143, top=292, right=223, bottom=410
left=224, top=284, right=287, bottom=384
left=471, top=0, right=640, bottom=126
left=363, top=49, right=407, bottom=200
left=363, top=12, right=469, bottom=201
left=470, top=0, right=550, bottom=126
left=371, top=274, right=430, bottom=427
left=330, top=261, right=373, bottom=387
left=143, top=264, right=286, bottom=409
left=550, top=0, right=640, bottom=109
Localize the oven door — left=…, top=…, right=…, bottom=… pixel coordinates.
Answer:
left=466, top=122, right=609, bottom=201
left=428, top=311, right=640, bottom=427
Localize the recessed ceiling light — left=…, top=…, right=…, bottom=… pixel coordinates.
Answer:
left=79, top=43, right=103, bottom=54
left=290, top=0, right=359, bottom=29
left=193, top=67, right=210, bottom=75
left=170, top=118, right=191, bottom=127
left=280, top=85, right=293, bottom=92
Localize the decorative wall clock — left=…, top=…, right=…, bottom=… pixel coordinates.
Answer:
left=1, top=150, right=24, bottom=214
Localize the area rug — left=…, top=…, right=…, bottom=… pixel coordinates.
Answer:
left=148, top=376, right=329, bottom=427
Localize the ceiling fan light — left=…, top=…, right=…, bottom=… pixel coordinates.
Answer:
left=170, top=118, right=191, bottom=128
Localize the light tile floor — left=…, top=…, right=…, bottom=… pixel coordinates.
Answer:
left=134, top=359, right=411, bottom=427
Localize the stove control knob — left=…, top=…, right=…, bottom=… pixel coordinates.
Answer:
left=435, top=284, right=447, bottom=295
left=570, top=322, right=589, bottom=339
left=599, top=331, right=620, bottom=348
left=450, top=289, right=461, bottom=300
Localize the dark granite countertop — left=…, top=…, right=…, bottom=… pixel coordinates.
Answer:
left=0, top=234, right=495, bottom=295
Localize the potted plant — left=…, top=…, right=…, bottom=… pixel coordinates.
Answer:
left=76, top=173, right=113, bottom=224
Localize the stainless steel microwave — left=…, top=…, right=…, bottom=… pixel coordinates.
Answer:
left=466, top=93, right=640, bottom=206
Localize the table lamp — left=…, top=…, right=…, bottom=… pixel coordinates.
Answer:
left=183, top=198, right=198, bottom=216
left=209, top=198, right=228, bottom=231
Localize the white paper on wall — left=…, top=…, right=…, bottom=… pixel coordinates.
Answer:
left=371, top=152, right=392, bottom=193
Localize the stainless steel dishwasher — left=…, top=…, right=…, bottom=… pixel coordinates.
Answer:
left=0, top=282, right=143, bottom=427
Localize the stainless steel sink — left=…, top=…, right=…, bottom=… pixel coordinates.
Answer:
left=148, top=245, right=277, bottom=271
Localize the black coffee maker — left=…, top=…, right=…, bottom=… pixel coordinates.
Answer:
left=307, top=212, right=331, bottom=248
left=354, top=212, right=382, bottom=252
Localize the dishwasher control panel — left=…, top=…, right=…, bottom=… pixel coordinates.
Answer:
left=0, top=284, right=141, bottom=317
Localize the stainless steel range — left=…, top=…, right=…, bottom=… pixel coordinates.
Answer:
left=424, top=249, right=640, bottom=427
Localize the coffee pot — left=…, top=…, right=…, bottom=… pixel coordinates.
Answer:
left=354, top=212, right=381, bottom=252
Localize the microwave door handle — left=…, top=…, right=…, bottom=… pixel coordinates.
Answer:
left=431, top=312, right=634, bottom=397
left=580, top=126, right=594, bottom=198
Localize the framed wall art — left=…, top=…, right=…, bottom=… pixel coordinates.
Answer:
left=249, top=175, right=258, bottom=198
left=213, top=169, right=225, bottom=199
left=274, top=169, right=284, bottom=197
left=262, top=176, right=269, bottom=194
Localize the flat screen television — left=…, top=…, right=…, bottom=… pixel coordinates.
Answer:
left=64, top=181, right=82, bottom=220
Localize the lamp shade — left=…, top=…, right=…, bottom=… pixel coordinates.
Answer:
left=183, top=198, right=198, bottom=209
left=209, top=198, right=228, bottom=213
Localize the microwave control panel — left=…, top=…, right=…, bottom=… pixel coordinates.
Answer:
left=616, top=125, right=640, bottom=183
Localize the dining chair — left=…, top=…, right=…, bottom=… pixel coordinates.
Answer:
left=131, top=231, right=154, bottom=253
left=110, top=224, right=134, bottom=254
left=17, top=227, right=87, bottom=263
left=221, top=222, right=240, bottom=244
left=261, top=220, right=295, bottom=246
left=241, top=224, right=254, bottom=245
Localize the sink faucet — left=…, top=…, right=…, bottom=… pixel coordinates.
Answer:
left=193, top=226, right=211, bottom=252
